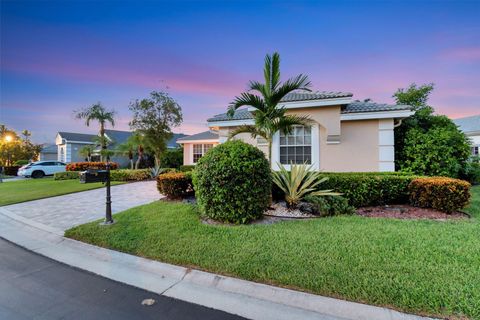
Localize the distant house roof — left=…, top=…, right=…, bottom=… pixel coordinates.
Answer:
left=177, top=130, right=219, bottom=142
left=168, top=133, right=187, bottom=148
left=104, top=130, right=133, bottom=146
left=207, top=101, right=412, bottom=123
left=40, top=144, right=57, bottom=154
left=453, top=115, right=480, bottom=134
left=58, top=132, right=97, bottom=142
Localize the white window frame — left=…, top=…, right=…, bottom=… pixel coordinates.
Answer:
left=191, top=143, right=214, bottom=164
left=271, top=123, right=320, bottom=171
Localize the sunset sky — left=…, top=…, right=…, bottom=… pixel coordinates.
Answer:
left=1, top=0, right=479, bottom=143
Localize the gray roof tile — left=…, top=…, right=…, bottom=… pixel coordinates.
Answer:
left=177, top=130, right=219, bottom=142
left=280, top=91, right=353, bottom=102
left=207, top=101, right=411, bottom=123
left=342, top=101, right=411, bottom=113
left=58, top=132, right=97, bottom=142
left=453, top=115, right=480, bottom=133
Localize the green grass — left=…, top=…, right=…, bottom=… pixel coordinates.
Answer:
left=65, top=186, right=480, bottom=319
left=0, top=178, right=124, bottom=206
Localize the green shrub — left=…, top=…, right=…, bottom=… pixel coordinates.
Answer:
left=272, top=163, right=340, bottom=208
left=54, top=171, right=80, bottom=180
left=159, top=148, right=183, bottom=168
left=460, top=156, right=480, bottom=185
left=2, top=166, right=20, bottom=176
left=193, top=140, right=271, bottom=224
left=409, top=177, right=471, bottom=213
left=180, top=165, right=195, bottom=172
left=14, top=160, right=29, bottom=166
left=157, top=172, right=193, bottom=199
left=303, top=195, right=355, bottom=216
left=273, top=172, right=417, bottom=207
left=110, top=169, right=151, bottom=181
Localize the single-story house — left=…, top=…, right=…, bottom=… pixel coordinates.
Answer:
left=56, top=130, right=186, bottom=166
left=453, top=114, right=480, bottom=156
left=39, top=144, right=58, bottom=161
left=177, top=91, right=414, bottom=172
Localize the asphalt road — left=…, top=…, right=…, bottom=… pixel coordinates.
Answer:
left=0, top=238, right=245, bottom=320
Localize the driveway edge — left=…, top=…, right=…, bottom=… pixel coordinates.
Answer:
left=0, top=207, right=433, bottom=320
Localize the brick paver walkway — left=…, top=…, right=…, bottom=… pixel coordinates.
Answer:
left=2, top=181, right=161, bottom=231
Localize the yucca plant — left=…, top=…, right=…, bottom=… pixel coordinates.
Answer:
left=272, top=163, right=340, bottom=208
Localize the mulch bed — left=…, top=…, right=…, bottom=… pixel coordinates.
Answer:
left=357, top=205, right=469, bottom=220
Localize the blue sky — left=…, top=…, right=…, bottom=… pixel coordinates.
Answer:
left=1, top=0, right=479, bottom=143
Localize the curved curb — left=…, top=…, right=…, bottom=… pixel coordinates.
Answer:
left=0, top=207, right=434, bottom=320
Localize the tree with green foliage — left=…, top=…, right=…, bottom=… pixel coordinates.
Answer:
left=129, top=91, right=183, bottom=168
left=227, top=52, right=311, bottom=166
left=159, top=147, right=183, bottom=168
left=78, top=145, right=95, bottom=162
left=74, top=103, right=116, bottom=161
left=0, top=125, right=42, bottom=166
left=393, top=83, right=470, bottom=177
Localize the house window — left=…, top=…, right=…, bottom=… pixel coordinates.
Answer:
left=279, top=126, right=312, bottom=164
left=473, top=146, right=479, bottom=156
left=193, top=144, right=214, bottom=163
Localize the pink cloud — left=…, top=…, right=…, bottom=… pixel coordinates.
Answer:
left=439, top=46, right=480, bottom=62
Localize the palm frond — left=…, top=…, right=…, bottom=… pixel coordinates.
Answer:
left=270, top=52, right=281, bottom=92
left=228, top=125, right=267, bottom=140
left=248, top=80, right=268, bottom=98
left=274, top=114, right=312, bottom=135
left=227, top=92, right=265, bottom=117
left=270, top=74, right=312, bottom=105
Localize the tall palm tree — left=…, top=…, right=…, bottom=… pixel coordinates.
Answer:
left=21, top=130, right=31, bottom=142
left=74, top=103, right=116, bottom=161
left=227, top=52, right=312, bottom=166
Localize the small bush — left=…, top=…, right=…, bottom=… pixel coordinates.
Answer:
left=54, top=171, right=80, bottom=180
left=14, top=160, right=29, bottom=166
left=303, top=195, right=355, bottom=216
left=180, top=165, right=195, bottom=172
left=460, top=157, right=480, bottom=185
left=66, top=162, right=119, bottom=171
left=157, top=172, right=193, bottom=199
left=110, top=169, right=151, bottom=181
left=409, top=177, right=471, bottom=213
left=193, top=140, right=271, bottom=224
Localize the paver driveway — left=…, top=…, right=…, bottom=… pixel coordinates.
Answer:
left=1, top=181, right=161, bottom=231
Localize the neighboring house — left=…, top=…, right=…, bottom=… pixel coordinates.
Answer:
left=453, top=115, right=480, bottom=156
left=177, top=91, right=414, bottom=172
left=56, top=130, right=185, bottom=166
left=39, top=144, right=58, bottom=161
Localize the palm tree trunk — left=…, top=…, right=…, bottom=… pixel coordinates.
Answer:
left=100, top=122, right=105, bottom=162
left=268, top=140, right=273, bottom=169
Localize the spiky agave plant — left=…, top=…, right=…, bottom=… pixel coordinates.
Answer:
left=272, top=163, right=340, bottom=208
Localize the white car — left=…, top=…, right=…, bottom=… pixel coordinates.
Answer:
left=18, top=161, right=66, bottom=179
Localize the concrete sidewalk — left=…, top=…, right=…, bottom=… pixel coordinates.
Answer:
left=0, top=207, right=432, bottom=320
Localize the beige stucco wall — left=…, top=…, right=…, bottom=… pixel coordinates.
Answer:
left=208, top=106, right=383, bottom=172
left=320, top=120, right=379, bottom=172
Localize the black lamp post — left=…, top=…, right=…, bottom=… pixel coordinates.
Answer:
left=101, top=152, right=114, bottom=225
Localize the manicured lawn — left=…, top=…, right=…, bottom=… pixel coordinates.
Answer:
left=0, top=178, right=124, bottom=206
left=65, top=186, right=480, bottom=319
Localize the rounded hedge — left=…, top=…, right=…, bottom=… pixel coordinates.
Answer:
left=193, top=140, right=271, bottom=224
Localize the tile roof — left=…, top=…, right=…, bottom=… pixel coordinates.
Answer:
left=342, top=101, right=412, bottom=114
left=177, top=130, right=219, bottom=142
left=104, top=130, right=133, bottom=145
left=207, top=101, right=412, bottom=123
left=40, top=144, right=57, bottom=153
left=453, top=115, right=480, bottom=134
left=168, top=133, right=187, bottom=148
left=279, top=91, right=353, bottom=102
left=58, top=132, right=97, bottom=142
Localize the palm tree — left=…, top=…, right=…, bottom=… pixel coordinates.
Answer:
left=116, top=136, right=138, bottom=170
left=227, top=52, right=312, bottom=166
left=21, top=130, right=31, bottom=142
left=74, top=103, right=116, bottom=161
left=79, top=145, right=95, bottom=162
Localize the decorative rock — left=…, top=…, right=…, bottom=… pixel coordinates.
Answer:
left=141, top=298, right=156, bottom=306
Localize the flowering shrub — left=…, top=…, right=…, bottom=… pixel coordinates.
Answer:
left=156, top=172, right=193, bottom=199
left=54, top=171, right=80, bottom=180
left=66, top=162, right=118, bottom=171
left=409, top=177, right=471, bottom=213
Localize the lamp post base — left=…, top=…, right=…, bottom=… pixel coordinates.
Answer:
left=99, top=220, right=115, bottom=226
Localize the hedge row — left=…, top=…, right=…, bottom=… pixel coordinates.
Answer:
left=1, top=166, right=20, bottom=176
left=409, top=177, right=471, bottom=213
left=179, top=165, right=195, bottom=172
left=66, top=162, right=119, bottom=171
left=54, top=169, right=152, bottom=181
